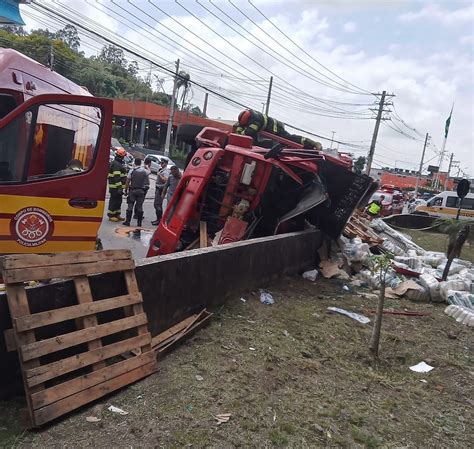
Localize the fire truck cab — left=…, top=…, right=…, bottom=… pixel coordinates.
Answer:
left=0, top=49, right=113, bottom=254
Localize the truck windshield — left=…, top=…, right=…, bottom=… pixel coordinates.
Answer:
left=0, top=102, right=102, bottom=183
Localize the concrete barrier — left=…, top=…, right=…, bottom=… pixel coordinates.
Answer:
left=0, top=230, right=320, bottom=397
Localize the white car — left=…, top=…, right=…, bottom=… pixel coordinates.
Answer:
left=408, top=199, right=426, bottom=214
left=144, top=154, right=179, bottom=174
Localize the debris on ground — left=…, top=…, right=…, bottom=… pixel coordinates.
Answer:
left=329, top=212, right=474, bottom=312
left=108, top=405, right=129, bottom=415
left=85, top=416, right=101, bottom=423
left=302, top=269, right=318, bottom=281
left=214, top=413, right=232, bottom=425
left=409, top=361, right=435, bottom=373
left=259, top=289, right=275, bottom=305
left=444, top=305, right=474, bottom=326
left=327, top=306, right=371, bottom=324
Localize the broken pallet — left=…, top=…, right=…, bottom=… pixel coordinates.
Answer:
left=0, top=249, right=157, bottom=427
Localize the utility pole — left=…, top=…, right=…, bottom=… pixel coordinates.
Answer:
left=330, top=131, right=336, bottom=149
left=202, top=92, right=209, bottom=118
left=444, top=152, right=454, bottom=190
left=164, top=59, right=180, bottom=157
left=414, top=132, right=429, bottom=197
left=129, top=92, right=136, bottom=143
left=365, top=91, right=392, bottom=175
left=265, top=76, right=273, bottom=116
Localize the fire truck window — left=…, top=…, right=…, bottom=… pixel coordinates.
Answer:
left=0, top=94, right=16, bottom=119
left=27, top=104, right=101, bottom=180
left=0, top=109, right=32, bottom=183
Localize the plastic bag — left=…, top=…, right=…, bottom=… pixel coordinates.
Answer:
left=446, top=290, right=474, bottom=309
left=419, top=273, right=442, bottom=302
left=259, top=289, right=275, bottom=305
left=302, top=270, right=318, bottom=282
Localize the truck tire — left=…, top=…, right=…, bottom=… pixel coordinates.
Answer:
left=176, top=124, right=204, bottom=144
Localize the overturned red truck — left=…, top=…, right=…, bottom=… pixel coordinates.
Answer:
left=147, top=113, right=377, bottom=257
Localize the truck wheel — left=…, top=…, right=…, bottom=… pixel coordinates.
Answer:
left=176, top=124, right=204, bottom=144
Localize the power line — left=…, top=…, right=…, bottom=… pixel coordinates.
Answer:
left=248, top=0, right=373, bottom=96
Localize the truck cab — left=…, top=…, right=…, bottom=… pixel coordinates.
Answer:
left=0, top=49, right=113, bottom=254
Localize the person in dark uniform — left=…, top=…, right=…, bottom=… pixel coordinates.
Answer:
left=123, top=158, right=149, bottom=227
left=151, top=159, right=170, bottom=225
left=235, top=109, right=323, bottom=150
left=107, top=148, right=127, bottom=222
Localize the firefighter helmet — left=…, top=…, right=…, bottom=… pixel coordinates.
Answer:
left=238, top=109, right=252, bottom=126
left=115, top=148, right=127, bottom=158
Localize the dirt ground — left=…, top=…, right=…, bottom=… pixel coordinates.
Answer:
left=2, top=274, right=472, bottom=448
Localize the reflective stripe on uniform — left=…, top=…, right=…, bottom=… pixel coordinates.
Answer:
left=109, top=182, right=124, bottom=189
left=368, top=202, right=381, bottom=215
left=249, top=124, right=259, bottom=131
left=272, top=120, right=277, bottom=133
left=262, top=114, right=268, bottom=128
left=108, top=170, right=123, bottom=177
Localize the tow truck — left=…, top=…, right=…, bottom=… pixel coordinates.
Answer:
left=0, top=48, right=113, bottom=254
left=147, top=126, right=377, bottom=257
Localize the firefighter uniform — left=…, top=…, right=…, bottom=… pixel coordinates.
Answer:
left=123, top=164, right=149, bottom=227
left=235, top=109, right=322, bottom=150
left=108, top=155, right=127, bottom=221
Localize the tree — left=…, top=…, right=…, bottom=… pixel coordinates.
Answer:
left=127, top=61, right=139, bottom=77
left=0, top=25, right=25, bottom=35
left=55, top=25, right=80, bottom=52
left=190, top=105, right=204, bottom=117
left=368, top=254, right=393, bottom=362
left=98, top=45, right=126, bottom=67
left=354, top=156, right=366, bottom=174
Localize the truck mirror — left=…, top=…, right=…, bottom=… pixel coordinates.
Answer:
left=457, top=179, right=470, bottom=199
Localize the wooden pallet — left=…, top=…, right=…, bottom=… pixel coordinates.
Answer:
left=0, top=249, right=157, bottom=427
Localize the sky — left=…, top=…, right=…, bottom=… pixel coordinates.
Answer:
left=20, top=0, right=474, bottom=176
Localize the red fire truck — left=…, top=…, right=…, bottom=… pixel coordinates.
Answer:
left=147, top=126, right=376, bottom=257
left=0, top=49, right=113, bottom=254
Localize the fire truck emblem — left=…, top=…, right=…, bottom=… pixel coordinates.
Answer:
left=11, top=207, right=54, bottom=247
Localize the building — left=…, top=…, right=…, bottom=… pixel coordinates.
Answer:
left=369, top=167, right=455, bottom=191
left=112, top=99, right=233, bottom=150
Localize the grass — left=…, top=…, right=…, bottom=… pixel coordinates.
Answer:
left=6, top=276, right=471, bottom=448
left=402, top=228, right=474, bottom=262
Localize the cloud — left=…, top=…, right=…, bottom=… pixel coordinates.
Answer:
left=398, top=4, right=474, bottom=26
left=343, top=21, right=357, bottom=33
left=459, top=34, right=473, bottom=46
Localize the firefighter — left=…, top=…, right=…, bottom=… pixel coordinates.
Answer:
left=235, top=109, right=323, bottom=150
left=107, top=148, right=127, bottom=222
left=123, top=158, right=149, bottom=227
left=366, top=195, right=385, bottom=218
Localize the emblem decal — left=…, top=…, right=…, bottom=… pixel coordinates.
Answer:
left=11, top=207, right=54, bottom=247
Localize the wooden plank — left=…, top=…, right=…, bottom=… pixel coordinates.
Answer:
left=31, top=351, right=156, bottom=409
left=158, top=310, right=206, bottom=353
left=5, top=284, right=42, bottom=428
left=151, top=314, right=198, bottom=348
left=73, top=276, right=105, bottom=371
left=123, top=270, right=150, bottom=353
left=199, top=221, right=209, bottom=248
left=25, top=333, right=151, bottom=388
left=3, top=259, right=135, bottom=284
left=20, top=313, right=148, bottom=362
left=4, top=328, right=16, bottom=352
left=1, top=250, right=133, bottom=270
left=33, top=361, right=157, bottom=427
left=14, top=293, right=143, bottom=333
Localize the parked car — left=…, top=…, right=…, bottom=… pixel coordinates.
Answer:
left=407, top=198, right=426, bottom=214
left=144, top=154, right=179, bottom=173
left=414, top=191, right=474, bottom=220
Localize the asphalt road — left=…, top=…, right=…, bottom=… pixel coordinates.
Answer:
left=99, top=174, right=159, bottom=260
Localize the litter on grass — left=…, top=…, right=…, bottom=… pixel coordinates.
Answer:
left=409, top=361, right=434, bottom=373
left=302, top=269, right=318, bottom=282
left=259, top=290, right=275, bottom=305
left=85, top=416, right=101, bottom=423
left=215, top=413, right=231, bottom=424
left=327, top=307, right=370, bottom=324
left=107, top=405, right=128, bottom=415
